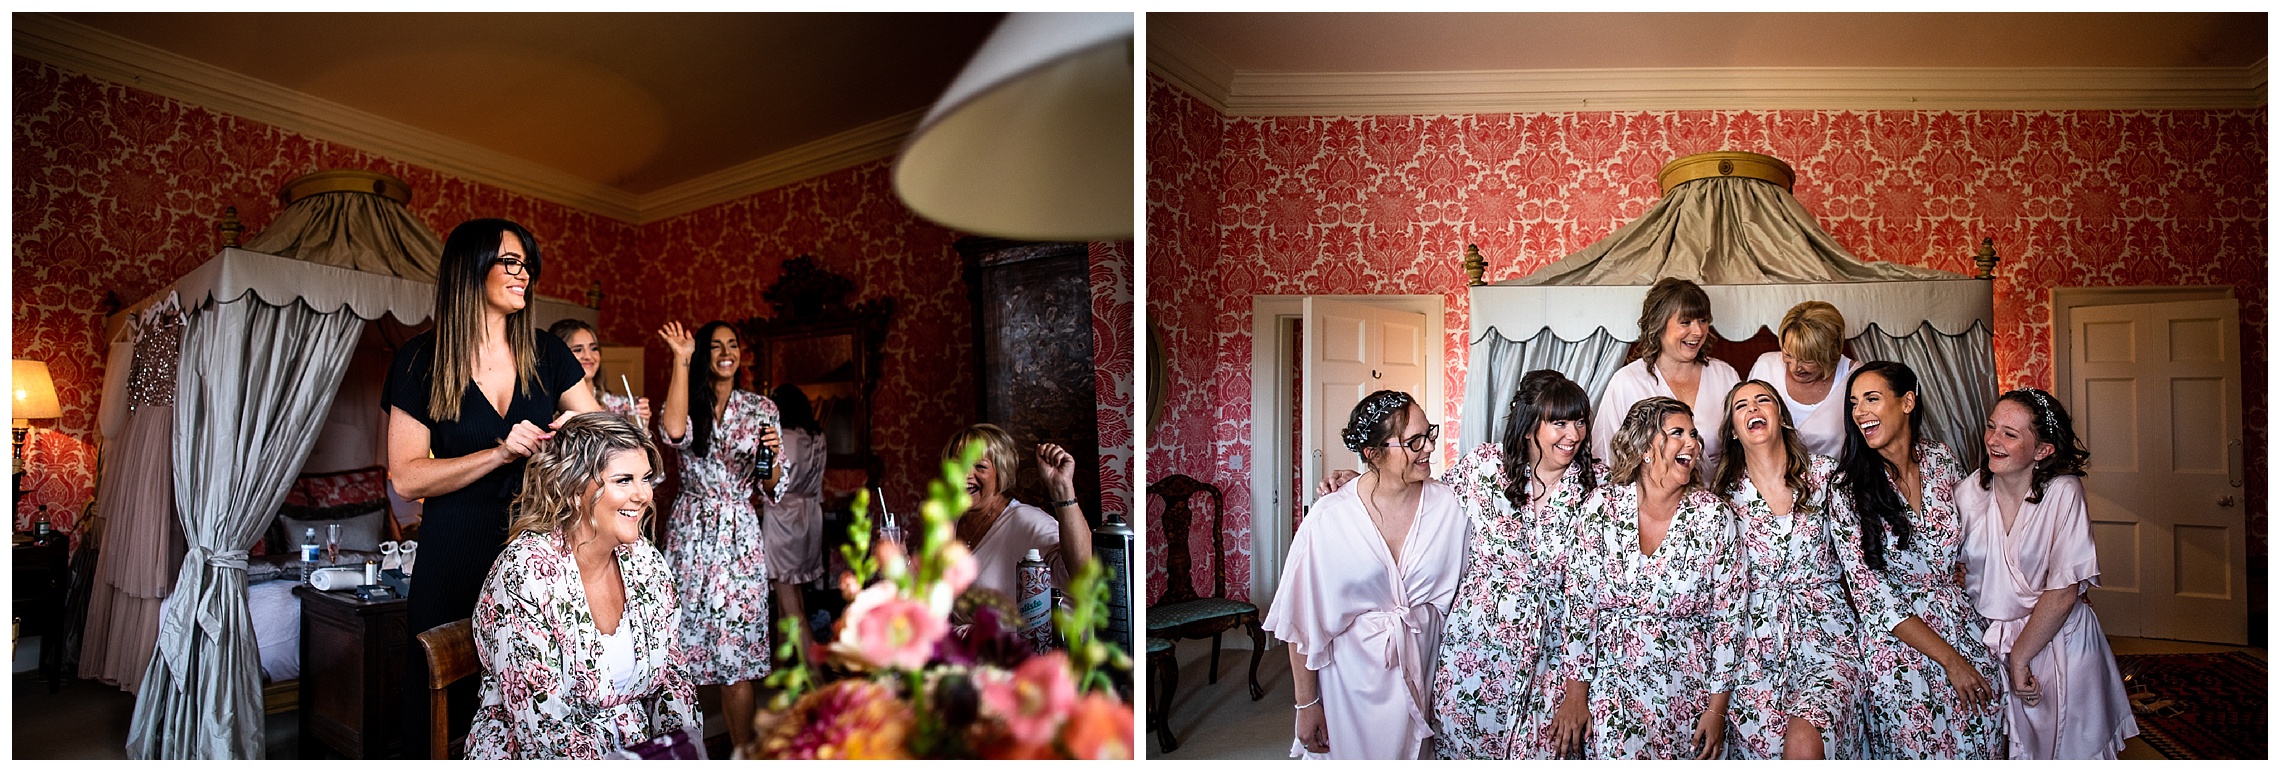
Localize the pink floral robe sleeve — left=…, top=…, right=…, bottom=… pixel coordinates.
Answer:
left=465, top=531, right=700, bottom=759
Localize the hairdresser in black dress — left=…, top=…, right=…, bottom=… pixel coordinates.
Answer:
left=385, top=218, right=603, bottom=757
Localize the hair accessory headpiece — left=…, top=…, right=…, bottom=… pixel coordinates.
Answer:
left=1343, top=392, right=1414, bottom=453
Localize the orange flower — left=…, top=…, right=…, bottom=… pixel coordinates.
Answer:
left=750, top=680, right=913, bottom=759
left=1059, top=692, right=1135, bottom=760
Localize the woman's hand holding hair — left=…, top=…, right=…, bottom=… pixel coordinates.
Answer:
left=495, top=420, right=549, bottom=464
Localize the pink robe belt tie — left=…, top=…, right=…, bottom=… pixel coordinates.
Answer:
left=1353, top=604, right=1440, bottom=746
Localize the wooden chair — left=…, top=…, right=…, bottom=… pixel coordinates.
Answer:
left=415, top=619, right=479, bottom=760
left=1146, top=637, right=1179, bottom=752
left=1145, top=474, right=1265, bottom=701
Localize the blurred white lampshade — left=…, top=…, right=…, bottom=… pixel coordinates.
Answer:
left=12, top=359, right=62, bottom=425
left=893, top=12, right=1133, bottom=242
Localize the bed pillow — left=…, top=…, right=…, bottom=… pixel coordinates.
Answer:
left=276, top=502, right=387, bottom=555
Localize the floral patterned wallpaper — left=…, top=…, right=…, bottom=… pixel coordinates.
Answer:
left=1091, top=241, right=1136, bottom=522
left=12, top=56, right=641, bottom=532
left=14, top=55, right=1136, bottom=544
left=1146, top=73, right=2268, bottom=604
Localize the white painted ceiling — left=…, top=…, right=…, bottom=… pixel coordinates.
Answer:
left=47, top=12, right=1005, bottom=196
left=1153, top=12, right=2267, bottom=73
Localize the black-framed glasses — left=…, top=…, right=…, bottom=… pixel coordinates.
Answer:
left=1381, top=424, right=1440, bottom=454
left=494, top=257, right=530, bottom=277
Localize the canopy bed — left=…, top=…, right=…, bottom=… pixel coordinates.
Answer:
left=1463, top=152, right=1998, bottom=469
left=82, top=171, right=592, bottom=758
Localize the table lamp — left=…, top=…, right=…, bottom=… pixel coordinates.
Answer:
left=13, top=360, right=62, bottom=475
left=892, top=12, right=1133, bottom=242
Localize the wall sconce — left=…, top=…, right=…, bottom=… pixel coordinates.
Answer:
left=893, top=12, right=1133, bottom=242
left=13, top=359, right=62, bottom=475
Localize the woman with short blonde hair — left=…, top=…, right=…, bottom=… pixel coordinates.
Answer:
left=945, top=423, right=1092, bottom=603
left=1747, top=301, right=1854, bottom=456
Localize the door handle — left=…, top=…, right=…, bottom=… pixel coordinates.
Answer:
left=1371, top=369, right=1383, bottom=379
left=2218, top=495, right=2238, bottom=508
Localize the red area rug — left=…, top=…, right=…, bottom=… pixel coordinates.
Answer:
left=2114, top=651, right=2267, bottom=760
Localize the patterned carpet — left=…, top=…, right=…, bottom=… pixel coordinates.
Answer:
left=2114, top=651, right=2267, bottom=760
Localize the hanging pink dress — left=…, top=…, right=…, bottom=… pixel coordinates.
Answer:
left=1957, top=474, right=2138, bottom=759
left=1263, top=478, right=1472, bottom=759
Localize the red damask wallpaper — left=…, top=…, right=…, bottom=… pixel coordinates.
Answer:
left=12, top=56, right=641, bottom=530
left=1145, top=74, right=2268, bottom=604
left=14, top=55, right=1137, bottom=544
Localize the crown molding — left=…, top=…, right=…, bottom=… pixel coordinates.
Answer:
left=638, top=108, right=919, bottom=223
left=1148, top=38, right=2269, bottom=116
left=1144, top=23, right=1233, bottom=114
left=13, top=13, right=643, bottom=222
left=14, top=13, right=924, bottom=225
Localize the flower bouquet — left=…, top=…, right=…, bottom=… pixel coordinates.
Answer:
left=743, top=440, right=1134, bottom=759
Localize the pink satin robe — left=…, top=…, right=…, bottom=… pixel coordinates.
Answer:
left=1263, top=478, right=1473, bottom=759
left=1958, top=474, right=2139, bottom=759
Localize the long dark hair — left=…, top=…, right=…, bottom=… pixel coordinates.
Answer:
left=428, top=218, right=543, bottom=423
left=1834, top=360, right=1925, bottom=571
left=1499, top=369, right=1596, bottom=511
left=686, top=320, right=739, bottom=457
left=1629, top=277, right=1713, bottom=376
left=1974, top=387, right=2090, bottom=504
left=1712, top=379, right=1818, bottom=513
left=1342, top=390, right=1417, bottom=469
left=771, top=383, right=822, bottom=434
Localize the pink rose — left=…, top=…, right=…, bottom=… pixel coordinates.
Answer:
left=940, top=541, right=978, bottom=595
left=979, top=652, right=1077, bottom=746
left=839, top=583, right=947, bottom=670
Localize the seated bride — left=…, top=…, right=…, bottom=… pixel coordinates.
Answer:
left=466, top=412, right=700, bottom=759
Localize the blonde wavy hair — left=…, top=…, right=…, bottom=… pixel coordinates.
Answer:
left=1605, top=396, right=1701, bottom=492
left=505, top=412, right=663, bottom=546
left=1778, top=300, right=1847, bottom=372
left=943, top=423, right=1023, bottom=495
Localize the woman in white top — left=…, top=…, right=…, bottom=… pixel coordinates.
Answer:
left=948, top=424, right=1091, bottom=602
left=1593, top=277, right=1740, bottom=475
left=1744, top=301, right=1853, bottom=457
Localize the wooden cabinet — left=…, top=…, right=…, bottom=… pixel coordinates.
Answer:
left=957, top=238, right=1102, bottom=520
left=295, top=584, right=408, bottom=758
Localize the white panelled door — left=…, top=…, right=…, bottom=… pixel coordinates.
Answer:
left=2069, top=298, right=2246, bottom=644
left=1301, top=298, right=1429, bottom=509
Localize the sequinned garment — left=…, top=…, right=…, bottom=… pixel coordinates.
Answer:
left=1563, top=481, right=1742, bottom=759
left=1832, top=441, right=2005, bottom=759
left=1432, top=444, right=1602, bottom=759
left=466, top=531, right=700, bottom=759
left=1723, top=454, right=1866, bottom=759
left=661, top=389, right=787, bottom=685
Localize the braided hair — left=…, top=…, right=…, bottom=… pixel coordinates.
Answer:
left=1974, top=387, right=2090, bottom=503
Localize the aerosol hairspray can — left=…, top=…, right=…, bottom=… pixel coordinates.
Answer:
left=1093, top=511, right=1135, bottom=649
left=1018, top=549, right=1054, bottom=653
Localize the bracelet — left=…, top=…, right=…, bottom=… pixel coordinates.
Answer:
left=1294, top=696, right=1321, bottom=710
left=1051, top=498, right=1079, bottom=509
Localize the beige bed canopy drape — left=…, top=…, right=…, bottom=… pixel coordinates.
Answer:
left=94, top=171, right=593, bottom=758
left=1463, top=151, right=1999, bottom=468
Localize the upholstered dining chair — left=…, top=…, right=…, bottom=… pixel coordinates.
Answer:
left=1145, top=474, right=1265, bottom=703
left=416, top=619, right=479, bottom=760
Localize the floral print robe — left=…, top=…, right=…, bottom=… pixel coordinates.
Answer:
left=1723, top=454, right=1866, bottom=759
left=1431, top=444, right=1601, bottom=759
left=1563, top=482, right=1742, bottom=759
left=662, top=389, right=787, bottom=685
left=467, top=531, right=699, bottom=759
left=1832, top=441, right=2005, bottom=759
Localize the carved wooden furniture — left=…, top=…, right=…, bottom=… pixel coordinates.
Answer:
left=957, top=238, right=1102, bottom=517
left=1146, top=636, right=1180, bottom=752
left=416, top=619, right=478, bottom=760
left=735, top=256, right=893, bottom=491
left=295, top=584, right=409, bottom=758
left=1145, top=474, right=1265, bottom=701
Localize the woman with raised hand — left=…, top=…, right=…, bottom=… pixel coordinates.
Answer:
left=1745, top=301, right=1854, bottom=457
left=386, top=218, right=601, bottom=755
left=547, top=317, right=651, bottom=425
left=1959, top=388, right=2137, bottom=758
left=656, top=319, right=785, bottom=751
left=1712, top=379, right=1865, bottom=759
left=1562, top=396, right=1740, bottom=759
left=1594, top=277, right=1741, bottom=474
left=466, top=412, right=698, bottom=759
left=1431, top=370, right=1602, bottom=759
left=1266, top=391, right=1471, bottom=759
left=1830, top=360, right=2004, bottom=758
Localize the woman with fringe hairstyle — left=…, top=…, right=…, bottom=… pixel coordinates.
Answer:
left=1830, top=360, right=2003, bottom=758
left=386, top=218, right=602, bottom=755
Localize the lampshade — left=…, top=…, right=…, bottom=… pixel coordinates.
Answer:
left=893, top=12, right=1133, bottom=242
left=12, top=360, right=62, bottom=421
